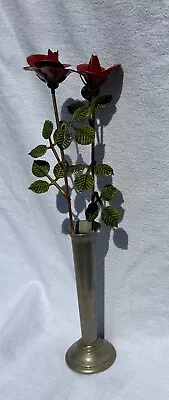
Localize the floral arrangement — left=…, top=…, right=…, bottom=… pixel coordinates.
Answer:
left=24, top=49, right=122, bottom=233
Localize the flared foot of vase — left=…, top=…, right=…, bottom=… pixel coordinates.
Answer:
left=65, top=337, right=116, bottom=374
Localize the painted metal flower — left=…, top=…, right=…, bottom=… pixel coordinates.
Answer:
left=24, top=49, right=71, bottom=89
left=77, top=55, right=121, bottom=88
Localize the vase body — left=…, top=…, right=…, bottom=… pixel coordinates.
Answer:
left=65, top=224, right=116, bottom=374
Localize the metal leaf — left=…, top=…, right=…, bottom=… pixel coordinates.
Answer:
left=76, top=126, right=95, bottom=145
left=28, top=180, right=50, bottom=194
left=85, top=202, right=99, bottom=222
left=101, top=206, right=119, bottom=227
left=29, top=145, right=48, bottom=158
left=74, top=173, right=94, bottom=192
left=72, top=106, right=90, bottom=122
left=94, top=164, right=113, bottom=176
left=53, top=128, right=72, bottom=150
left=101, top=185, right=116, bottom=201
left=32, top=160, right=50, bottom=177
left=53, top=163, right=64, bottom=179
left=42, top=120, right=53, bottom=139
left=67, top=164, right=86, bottom=175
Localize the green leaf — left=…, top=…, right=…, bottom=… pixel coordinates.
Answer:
left=94, top=164, right=113, bottom=176
left=76, top=126, right=95, bottom=145
left=101, top=206, right=119, bottom=227
left=28, top=180, right=50, bottom=194
left=101, top=185, right=116, bottom=201
left=42, top=120, right=53, bottom=139
left=95, top=95, right=112, bottom=109
left=67, top=164, right=87, bottom=175
left=85, top=202, right=99, bottom=222
left=29, top=145, right=48, bottom=158
left=53, top=129, right=58, bottom=146
left=32, top=160, right=50, bottom=177
left=72, top=106, right=90, bottom=122
left=53, top=163, right=64, bottom=179
left=53, top=128, right=72, bottom=150
left=74, top=173, right=94, bottom=192
left=67, top=101, right=85, bottom=114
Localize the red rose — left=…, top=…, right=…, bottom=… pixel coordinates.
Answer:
left=77, top=55, right=121, bottom=88
left=24, top=49, right=71, bottom=89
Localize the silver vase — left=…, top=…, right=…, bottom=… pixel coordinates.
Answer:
left=65, top=221, right=116, bottom=374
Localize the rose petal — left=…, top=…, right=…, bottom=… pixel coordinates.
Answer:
left=47, top=49, right=59, bottom=61
left=88, top=55, right=103, bottom=74
left=77, top=64, right=89, bottom=72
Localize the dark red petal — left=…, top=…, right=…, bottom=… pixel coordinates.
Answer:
left=34, top=60, right=63, bottom=68
left=48, top=49, right=59, bottom=61
left=38, top=66, right=71, bottom=84
left=24, top=61, right=72, bottom=86
left=27, top=54, right=51, bottom=66
left=77, top=71, right=105, bottom=87
left=77, top=64, right=89, bottom=72
left=27, top=52, right=71, bottom=69
left=88, top=55, right=102, bottom=74
left=76, top=60, right=121, bottom=88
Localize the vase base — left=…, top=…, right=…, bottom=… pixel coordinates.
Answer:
left=65, top=337, right=116, bottom=374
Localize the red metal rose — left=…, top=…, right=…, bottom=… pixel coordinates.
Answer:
left=24, top=49, right=71, bottom=89
left=77, top=55, right=121, bottom=88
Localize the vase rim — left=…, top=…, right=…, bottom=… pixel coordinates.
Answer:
left=71, top=220, right=101, bottom=235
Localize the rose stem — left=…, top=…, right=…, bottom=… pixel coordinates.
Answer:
left=46, top=174, right=67, bottom=197
left=51, top=88, right=74, bottom=233
left=89, top=96, right=96, bottom=196
left=49, top=137, right=62, bottom=166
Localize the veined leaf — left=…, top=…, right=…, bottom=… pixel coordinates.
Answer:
left=32, top=160, right=50, bottom=177
left=94, top=164, right=113, bottom=176
left=101, top=206, right=119, bottom=227
left=101, top=185, right=116, bottom=201
left=29, top=145, right=48, bottom=158
left=28, top=180, right=50, bottom=194
left=76, top=126, right=95, bottom=145
left=53, top=128, right=72, bottom=150
left=72, top=106, right=90, bottom=122
left=67, top=164, right=87, bottom=175
left=74, top=173, right=94, bottom=192
left=42, top=120, right=53, bottom=139
left=85, top=202, right=99, bottom=222
left=53, top=163, right=65, bottom=179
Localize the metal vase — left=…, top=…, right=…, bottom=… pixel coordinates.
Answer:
left=65, top=222, right=116, bottom=374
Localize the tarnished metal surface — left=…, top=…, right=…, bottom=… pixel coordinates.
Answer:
left=65, top=222, right=116, bottom=374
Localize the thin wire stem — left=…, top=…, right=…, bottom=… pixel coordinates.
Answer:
left=89, top=96, right=96, bottom=196
left=51, top=89, right=74, bottom=233
left=49, top=137, right=62, bottom=166
left=46, top=174, right=67, bottom=197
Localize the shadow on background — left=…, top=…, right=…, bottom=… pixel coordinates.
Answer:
left=58, top=66, right=128, bottom=338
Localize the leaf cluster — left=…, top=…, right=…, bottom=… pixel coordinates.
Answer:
left=85, top=185, right=119, bottom=228
left=28, top=94, right=120, bottom=228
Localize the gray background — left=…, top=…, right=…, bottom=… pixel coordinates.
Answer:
left=0, top=0, right=169, bottom=398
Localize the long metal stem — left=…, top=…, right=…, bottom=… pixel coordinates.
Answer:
left=89, top=97, right=96, bottom=196
left=51, top=89, right=74, bottom=233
